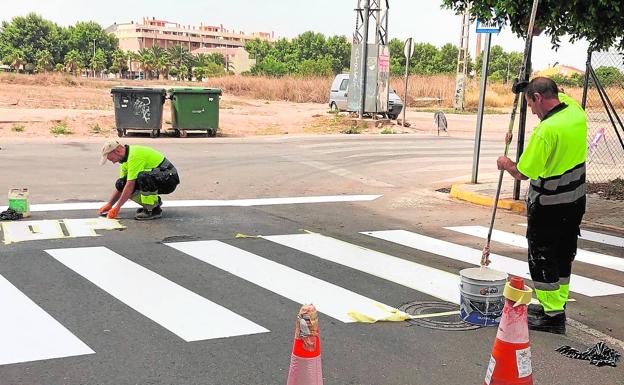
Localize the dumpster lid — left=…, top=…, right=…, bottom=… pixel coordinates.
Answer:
left=168, top=87, right=222, bottom=95
left=111, top=86, right=167, bottom=94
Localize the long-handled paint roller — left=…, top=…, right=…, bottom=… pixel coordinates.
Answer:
left=481, top=0, right=540, bottom=266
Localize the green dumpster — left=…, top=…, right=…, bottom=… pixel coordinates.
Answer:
left=111, top=87, right=167, bottom=138
left=168, top=87, right=222, bottom=137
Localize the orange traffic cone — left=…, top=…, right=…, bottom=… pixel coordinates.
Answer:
left=483, top=277, right=534, bottom=385
left=286, top=304, right=323, bottom=385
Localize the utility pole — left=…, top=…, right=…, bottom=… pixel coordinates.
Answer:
left=351, top=0, right=389, bottom=119
left=454, top=6, right=471, bottom=111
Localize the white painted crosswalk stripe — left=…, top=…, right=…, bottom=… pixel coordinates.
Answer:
left=518, top=223, right=624, bottom=248
left=362, top=230, right=624, bottom=297
left=262, top=233, right=460, bottom=304
left=45, top=247, right=269, bottom=341
left=0, top=274, right=94, bottom=365
left=446, top=226, right=624, bottom=273
left=166, top=240, right=404, bottom=323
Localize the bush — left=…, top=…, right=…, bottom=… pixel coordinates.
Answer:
left=11, top=124, right=25, bottom=132
left=50, top=121, right=72, bottom=135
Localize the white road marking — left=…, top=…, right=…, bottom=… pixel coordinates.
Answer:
left=2, top=220, right=65, bottom=244
left=0, top=195, right=382, bottom=213
left=166, top=240, right=404, bottom=323
left=518, top=223, right=624, bottom=248
left=44, top=247, right=268, bottom=341
left=262, top=233, right=460, bottom=303
left=0, top=274, right=94, bottom=366
left=446, top=226, right=624, bottom=273
left=362, top=230, right=624, bottom=297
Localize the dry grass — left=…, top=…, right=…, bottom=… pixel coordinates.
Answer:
left=0, top=72, right=589, bottom=109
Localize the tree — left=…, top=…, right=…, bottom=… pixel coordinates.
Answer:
left=441, top=0, right=624, bottom=52
left=256, top=55, right=288, bottom=77
left=297, top=58, right=333, bottom=77
left=35, top=49, right=53, bottom=72
left=136, top=48, right=156, bottom=79
left=63, top=49, right=82, bottom=75
left=388, top=38, right=406, bottom=76
left=474, top=45, right=523, bottom=83
left=245, top=38, right=272, bottom=62
left=0, top=13, right=66, bottom=67
left=3, top=48, right=26, bottom=72
left=324, top=35, right=351, bottom=74
left=168, top=44, right=193, bottom=67
left=594, top=66, right=624, bottom=87
left=178, top=64, right=189, bottom=81
left=66, top=21, right=118, bottom=70
left=90, top=48, right=107, bottom=77
left=434, top=43, right=459, bottom=74
left=110, top=49, right=128, bottom=78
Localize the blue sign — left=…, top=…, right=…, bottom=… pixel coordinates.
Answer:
left=476, top=19, right=502, bottom=34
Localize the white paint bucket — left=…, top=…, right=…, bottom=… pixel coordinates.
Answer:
left=459, top=267, right=508, bottom=326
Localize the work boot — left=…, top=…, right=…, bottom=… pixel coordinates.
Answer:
left=528, top=311, right=566, bottom=334
left=135, top=206, right=162, bottom=221
left=528, top=303, right=566, bottom=316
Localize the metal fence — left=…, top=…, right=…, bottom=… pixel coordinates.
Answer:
left=583, top=50, right=624, bottom=183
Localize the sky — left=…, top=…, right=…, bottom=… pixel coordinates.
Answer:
left=2, top=0, right=589, bottom=71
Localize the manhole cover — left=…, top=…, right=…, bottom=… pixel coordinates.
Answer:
left=436, top=187, right=451, bottom=194
left=398, top=301, right=481, bottom=331
left=160, top=235, right=198, bottom=243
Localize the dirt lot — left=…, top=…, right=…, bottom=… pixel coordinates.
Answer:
left=0, top=75, right=539, bottom=140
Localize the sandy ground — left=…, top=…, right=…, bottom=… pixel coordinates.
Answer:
left=0, top=81, right=539, bottom=140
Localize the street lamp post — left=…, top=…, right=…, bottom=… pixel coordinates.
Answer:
left=92, top=39, right=96, bottom=78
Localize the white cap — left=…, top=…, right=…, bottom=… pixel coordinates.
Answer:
left=100, top=140, right=121, bottom=165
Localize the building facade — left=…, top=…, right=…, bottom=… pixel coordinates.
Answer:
left=106, top=17, right=273, bottom=53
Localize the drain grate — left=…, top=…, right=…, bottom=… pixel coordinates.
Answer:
left=398, top=301, right=481, bottom=331
left=436, top=187, right=451, bottom=194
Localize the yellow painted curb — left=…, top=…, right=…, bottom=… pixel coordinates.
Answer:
left=450, top=184, right=527, bottom=214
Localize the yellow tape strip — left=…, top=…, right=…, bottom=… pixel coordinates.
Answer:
left=235, top=233, right=262, bottom=238
left=503, top=282, right=533, bottom=307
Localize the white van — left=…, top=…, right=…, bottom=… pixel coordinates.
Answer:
left=329, top=73, right=403, bottom=119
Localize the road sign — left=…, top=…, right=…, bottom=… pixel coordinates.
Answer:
left=476, top=19, right=502, bottom=34
left=403, top=37, right=414, bottom=58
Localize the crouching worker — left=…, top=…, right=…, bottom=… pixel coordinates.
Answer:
left=98, top=141, right=180, bottom=220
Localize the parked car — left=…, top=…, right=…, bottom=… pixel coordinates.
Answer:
left=329, top=73, right=403, bottom=119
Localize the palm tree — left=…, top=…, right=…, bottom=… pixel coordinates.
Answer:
left=136, top=48, right=156, bottom=80
left=148, top=45, right=169, bottom=79
left=90, top=49, right=107, bottom=78
left=4, top=49, right=26, bottom=72
left=110, top=49, right=128, bottom=78
left=35, top=50, right=54, bottom=73
left=64, top=49, right=82, bottom=76
left=167, top=44, right=193, bottom=68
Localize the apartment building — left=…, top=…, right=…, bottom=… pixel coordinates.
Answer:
left=106, top=17, right=273, bottom=53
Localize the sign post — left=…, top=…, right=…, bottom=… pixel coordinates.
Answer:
left=402, top=37, right=414, bottom=126
left=471, top=19, right=502, bottom=184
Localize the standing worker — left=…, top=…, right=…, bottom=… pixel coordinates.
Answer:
left=496, top=77, right=587, bottom=334
left=98, top=141, right=180, bottom=220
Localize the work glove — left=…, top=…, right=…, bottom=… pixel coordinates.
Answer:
left=106, top=206, right=120, bottom=219
left=512, top=78, right=529, bottom=94
left=97, top=203, right=113, bottom=216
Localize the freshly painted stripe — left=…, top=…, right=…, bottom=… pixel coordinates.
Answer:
left=0, top=274, right=94, bottom=366
left=166, top=240, right=404, bottom=323
left=45, top=247, right=268, bottom=341
left=445, top=226, right=624, bottom=273
left=518, top=223, right=624, bottom=248
left=362, top=230, right=624, bottom=297
left=0, top=195, right=382, bottom=213
left=262, top=233, right=460, bottom=304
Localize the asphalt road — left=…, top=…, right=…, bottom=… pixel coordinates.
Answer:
left=1, top=134, right=623, bottom=385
